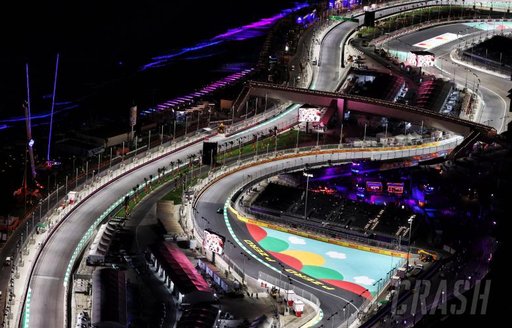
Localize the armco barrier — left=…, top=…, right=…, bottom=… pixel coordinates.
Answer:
left=228, top=202, right=407, bottom=259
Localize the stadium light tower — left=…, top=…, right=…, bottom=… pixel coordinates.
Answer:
left=407, top=215, right=416, bottom=268
left=303, top=171, right=313, bottom=220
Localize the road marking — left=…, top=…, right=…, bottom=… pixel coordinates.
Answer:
left=224, top=184, right=360, bottom=312
left=33, top=275, right=60, bottom=281
left=479, top=84, right=508, bottom=133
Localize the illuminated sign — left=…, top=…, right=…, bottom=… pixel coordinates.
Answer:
left=407, top=51, right=435, bottom=67
left=387, top=182, right=404, bottom=194
left=203, top=229, right=225, bottom=255
left=299, top=107, right=323, bottom=122
left=366, top=181, right=383, bottom=193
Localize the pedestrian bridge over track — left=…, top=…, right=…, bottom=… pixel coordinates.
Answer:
left=233, top=81, right=497, bottom=158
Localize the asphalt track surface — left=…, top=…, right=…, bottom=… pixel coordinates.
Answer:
left=383, top=22, right=512, bottom=133
left=21, top=2, right=471, bottom=328
left=195, top=155, right=373, bottom=327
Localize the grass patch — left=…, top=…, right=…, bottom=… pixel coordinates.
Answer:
left=218, top=129, right=311, bottom=160
left=161, top=186, right=184, bottom=204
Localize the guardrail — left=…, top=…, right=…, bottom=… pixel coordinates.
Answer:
left=258, top=271, right=321, bottom=327
left=13, top=131, right=212, bottom=328
left=187, top=135, right=461, bottom=327
left=10, top=2, right=474, bottom=326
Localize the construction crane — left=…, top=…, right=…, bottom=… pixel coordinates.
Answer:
left=24, top=63, right=37, bottom=181
left=14, top=64, right=43, bottom=202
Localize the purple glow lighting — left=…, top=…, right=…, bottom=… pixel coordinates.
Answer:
left=0, top=102, right=79, bottom=125
left=140, top=2, right=308, bottom=72
left=47, top=53, right=60, bottom=162
left=142, top=68, right=255, bottom=117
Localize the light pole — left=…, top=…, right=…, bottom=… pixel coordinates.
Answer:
left=72, top=156, right=76, bottom=177
left=338, top=123, right=344, bottom=148
left=296, top=125, right=300, bottom=150
left=373, top=278, right=383, bottom=295
left=38, top=200, right=43, bottom=221
left=196, top=111, right=201, bottom=134
left=363, top=123, right=367, bottom=142
left=240, top=252, right=250, bottom=285
left=274, top=130, right=278, bottom=154
left=303, top=172, right=313, bottom=220
left=346, top=300, right=353, bottom=328
left=245, top=101, right=249, bottom=124
left=173, top=119, right=177, bottom=143
left=184, top=114, right=188, bottom=136
left=109, top=147, right=113, bottom=169
left=85, top=161, right=89, bottom=185
left=407, top=215, right=415, bottom=268
left=238, top=138, right=242, bottom=162
left=255, top=133, right=260, bottom=158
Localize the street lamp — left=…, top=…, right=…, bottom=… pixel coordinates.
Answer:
left=303, top=172, right=313, bottom=220
left=372, top=278, right=383, bottom=295
left=255, top=133, right=261, bottom=158
left=338, top=123, right=344, bottom=148
left=240, top=252, right=250, bottom=285
left=345, top=300, right=353, bottom=328
left=407, top=215, right=415, bottom=268
left=296, top=125, right=300, bottom=150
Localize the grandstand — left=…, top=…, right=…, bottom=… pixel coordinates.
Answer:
left=250, top=182, right=414, bottom=243
left=414, top=78, right=454, bottom=112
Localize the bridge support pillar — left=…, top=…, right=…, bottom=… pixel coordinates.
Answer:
left=336, top=98, right=345, bottom=120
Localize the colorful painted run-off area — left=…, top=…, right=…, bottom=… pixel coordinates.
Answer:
left=246, top=223, right=404, bottom=299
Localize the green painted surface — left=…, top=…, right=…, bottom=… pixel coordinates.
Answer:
left=259, top=236, right=289, bottom=252
left=301, top=265, right=344, bottom=280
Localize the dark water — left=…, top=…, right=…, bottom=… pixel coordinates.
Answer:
left=0, top=0, right=306, bottom=213
left=0, top=1, right=304, bottom=120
